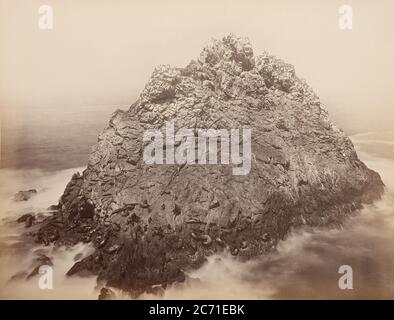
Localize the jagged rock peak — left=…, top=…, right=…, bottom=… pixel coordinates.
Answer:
left=199, top=34, right=255, bottom=70
left=137, top=34, right=320, bottom=131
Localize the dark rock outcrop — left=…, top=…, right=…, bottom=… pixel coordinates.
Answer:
left=26, top=254, right=53, bottom=279
left=98, top=287, right=116, bottom=300
left=14, top=189, right=37, bottom=202
left=34, top=34, right=384, bottom=295
left=17, top=213, right=36, bottom=228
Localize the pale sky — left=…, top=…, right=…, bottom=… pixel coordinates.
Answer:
left=1, top=0, right=393, bottom=133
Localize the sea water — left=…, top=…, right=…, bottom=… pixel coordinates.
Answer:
left=1, top=109, right=393, bottom=299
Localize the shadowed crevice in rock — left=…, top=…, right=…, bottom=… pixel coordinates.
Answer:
left=32, top=34, right=384, bottom=295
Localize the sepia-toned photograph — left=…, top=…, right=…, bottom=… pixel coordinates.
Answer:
left=0, top=0, right=393, bottom=305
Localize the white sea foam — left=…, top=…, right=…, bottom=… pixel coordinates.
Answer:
left=0, top=166, right=98, bottom=299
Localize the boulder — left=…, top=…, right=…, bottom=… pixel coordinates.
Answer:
left=26, top=254, right=53, bottom=279
left=17, top=213, right=35, bottom=223
left=34, top=34, right=384, bottom=295
left=98, top=287, right=116, bottom=300
left=13, top=189, right=37, bottom=202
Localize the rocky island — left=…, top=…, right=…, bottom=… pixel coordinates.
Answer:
left=31, top=35, right=384, bottom=297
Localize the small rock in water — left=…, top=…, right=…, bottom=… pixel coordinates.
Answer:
left=98, top=287, right=116, bottom=300
left=47, top=204, right=59, bottom=211
left=73, top=253, right=83, bottom=261
left=24, top=215, right=34, bottom=228
left=17, top=213, right=36, bottom=228
left=26, top=254, right=53, bottom=279
left=13, top=189, right=37, bottom=202
left=17, top=213, right=35, bottom=223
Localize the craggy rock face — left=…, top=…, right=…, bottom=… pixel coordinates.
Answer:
left=35, top=34, right=384, bottom=295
